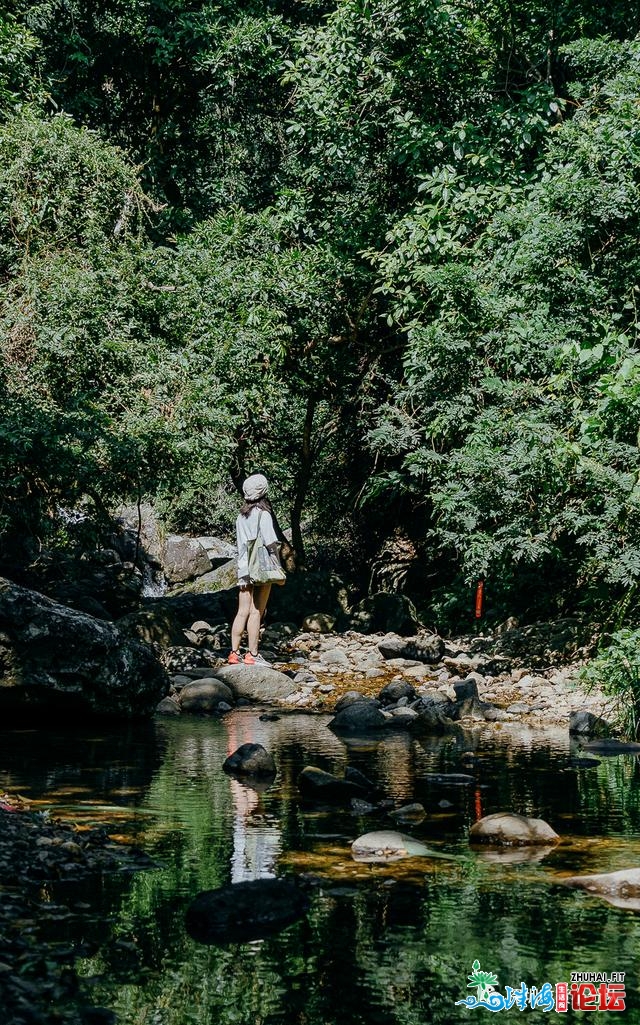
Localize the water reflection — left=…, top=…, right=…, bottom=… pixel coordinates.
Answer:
left=2, top=709, right=640, bottom=1023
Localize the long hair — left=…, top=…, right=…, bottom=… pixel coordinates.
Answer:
left=239, top=496, right=287, bottom=544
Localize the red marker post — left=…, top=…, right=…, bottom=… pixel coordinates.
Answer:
left=474, top=577, right=485, bottom=621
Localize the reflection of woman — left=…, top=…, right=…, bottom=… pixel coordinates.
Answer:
left=228, top=474, right=282, bottom=666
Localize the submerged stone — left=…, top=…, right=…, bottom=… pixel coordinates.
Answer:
left=223, top=743, right=276, bottom=778
left=351, top=830, right=446, bottom=863
left=561, top=867, right=640, bottom=911
left=185, top=879, right=309, bottom=944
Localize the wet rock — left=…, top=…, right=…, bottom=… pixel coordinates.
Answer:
left=329, top=701, right=388, bottom=734
left=378, top=633, right=445, bottom=665
left=298, top=766, right=370, bottom=802
left=179, top=679, right=234, bottom=714
left=185, top=879, right=309, bottom=944
left=426, top=773, right=475, bottom=785
left=560, top=868, right=640, bottom=910
left=388, top=803, right=426, bottom=824
left=351, top=798, right=378, bottom=815
left=351, top=830, right=446, bottom=863
left=569, top=711, right=611, bottom=736
left=344, top=766, right=377, bottom=791
left=568, top=757, right=601, bottom=769
left=0, top=577, right=168, bottom=719
left=334, top=691, right=370, bottom=712
left=156, top=697, right=182, bottom=716
left=223, top=743, right=276, bottom=777
left=378, top=680, right=417, bottom=706
left=470, top=813, right=559, bottom=847
left=582, top=739, right=640, bottom=755
left=409, top=706, right=460, bottom=735
left=212, top=664, right=297, bottom=702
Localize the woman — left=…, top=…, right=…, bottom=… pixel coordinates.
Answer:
left=228, top=473, right=282, bottom=666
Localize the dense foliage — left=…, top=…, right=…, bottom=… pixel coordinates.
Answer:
left=2, top=0, right=640, bottom=627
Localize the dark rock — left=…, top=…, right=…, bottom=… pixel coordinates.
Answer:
left=334, top=690, right=372, bottom=712
left=453, top=679, right=479, bottom=702
left=329, top=701, right=388, bottom=734
left=582, top=738, right=640, bottom=755
left=378, top=633, right=445, bottom=664
left=568, top=757, right=601, bottom=769
left=569, top=710, right=611, bottom=737
left=425, top=773, right=475, bottom=785
left=185, top=879, right=309, bottom=944
left=409, top=706, right=460, bottom=735
left=213, top=664, right=297, bottom=702
left=180, top=679, right=234, bottom=714
left=161, top=646, right=218, bottom=674
left=344, top=766, right=377, bottom=791
left=350, top=798, right=378, bottom=815
left=0, top=578, right=168, bottom=718
left=298, top=766, right=370, bottom=802
left=378, top=680, right=417, bottom=705
left=343, top=593, right=421, bottom=635
left=388, top=803, right=426, bottom=824
left=117, top=608, right=187, bottom=648
left=223, top=743, right=276, bottom=777
left=156, top=697, right=181, bottom=716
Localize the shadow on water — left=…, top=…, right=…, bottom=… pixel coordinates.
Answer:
left=2, top=709, right=640, bottom=1023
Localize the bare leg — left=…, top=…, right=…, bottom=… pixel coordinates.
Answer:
left=247, top=583, right=272, bottom=654
left=231, top=586, right=253, bottom=651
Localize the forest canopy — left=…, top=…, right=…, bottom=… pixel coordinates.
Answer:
left=2, top=0, right=640, bottom=628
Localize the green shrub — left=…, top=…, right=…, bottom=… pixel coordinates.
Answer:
left=580, top=629, right=640, bottom=740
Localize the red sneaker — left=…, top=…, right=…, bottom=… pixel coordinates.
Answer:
left=227, top=651, right=241, bottom=664
left=243, top=652, right=269, bottom=666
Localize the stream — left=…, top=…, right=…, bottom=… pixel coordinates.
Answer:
left=2, top=710, right=640, bottom=1023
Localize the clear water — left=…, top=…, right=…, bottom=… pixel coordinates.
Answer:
left=2, top=710, right=640, bottom=1023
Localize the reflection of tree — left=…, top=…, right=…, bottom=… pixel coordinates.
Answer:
left=73, top=714, right=640, bottom=1025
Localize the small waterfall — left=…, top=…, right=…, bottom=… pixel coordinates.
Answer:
left=141, top=560, right=167, bottom=598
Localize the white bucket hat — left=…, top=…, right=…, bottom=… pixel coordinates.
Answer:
left=242, top=473, right=269, bottom=501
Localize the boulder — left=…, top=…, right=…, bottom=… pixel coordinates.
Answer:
left=185, top=879, right=309, bottom=944
left=351, top=830, right=447, bottom=863
left=469, top=813, right=559, bottom=847
left=194, top=537, right=236, bottom=565
left=213, top=664, right=297, bottom=703
left=344, top=593, right=420, bottom=635
left=561, top=868, right=640, bottom=910
left=329, top=701, right=388, bottom=734
left=179, top=679, right=234, bottom=714
left=163, top=536, right=212, bottom=585
left=334, top=691, right=370, bottom=712
left=298, top=766, right=371, bottom=802
left=156, top=697, right=182, bottom=716
left=117, top=608, right=187, bottom=648
left=569, top=710, right=611, bottom=737
left=378, top=633, right=445, bottom=664
left=223, top=743, right=276, bottom=777
left=378, top=680, right=416, bottom=706
left=0, top=578, right=168, bottom=718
